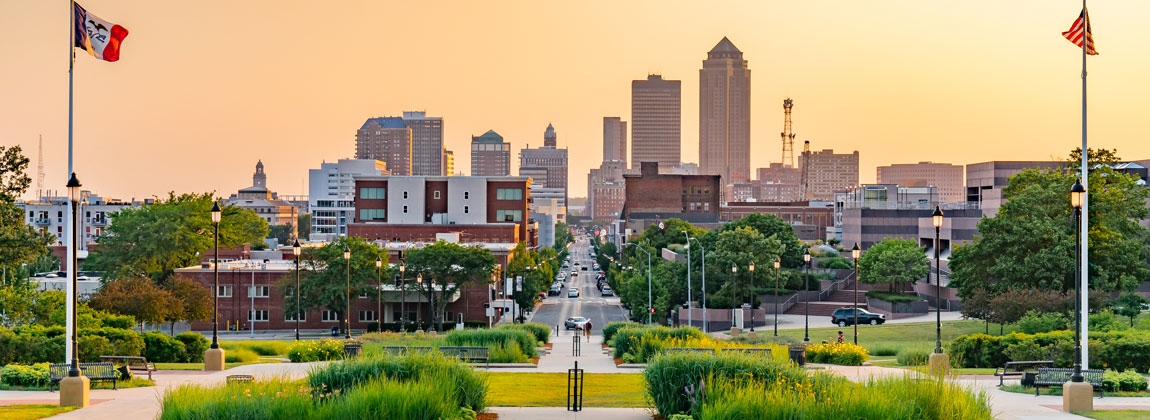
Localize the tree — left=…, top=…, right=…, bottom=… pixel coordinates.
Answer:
left=1113, top=292, right=1147, bottom=327
left=706, top=227, right=784, bottom=309
left=268, top=223, right=295, bottom=246
left=405, top=241, right=497, bottom=329
left=88, top=277, right=174, bottom=330
left=0, top=145, right=31, bottom=202
left=553, top=222, right=573, bottom=252
left=960, top=287, right=994, bottom=334
left=0, top=146, right=51, bottom=273
left=84, top=193, right=270, bottom=282
left=949, top=153, right=1150, bottom=297
left=856, top=238, right=929, bottom=293
left=297, top=214, right=311, bottom=241
left=163, top=276, right=213, bottom=335
left=506, top=243, right=557, bottom=319
left=287, top=236, right=387, bottom=334
left=711, top=213, right=805, bottom=269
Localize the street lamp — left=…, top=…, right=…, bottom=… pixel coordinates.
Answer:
left=623, top=243, right=652, bottom=325
left=343, top=245, right=351, bottom=339
left=731, top=263, right=738, bottom=327
left=417, top=273, right=426, bottom=330
left=803, top=248, right=811, bottom=342
left=203, top=201, right=225, bottom=372
left=851, top=243, right=861, bottom=345
left=748, top=261, right=755, bottom=332
left=773, top=257, right=781, bottom=337
left=59, top=173, right=87, bottom=406
left=399, top=262, right=406, bottom=332
left=1070, top=179, right=1086, bottom=383
left=932, top=206, right=944, bottom=354
left=376, top=256, right=382, bottom=334
left=292, top=240, right=301, bottom=341
left=688, top=237, right=707, bottom=332
left=682, top=231, right=693, bottom=328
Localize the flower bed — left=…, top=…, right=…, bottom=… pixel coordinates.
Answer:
left=804, top=342, right=870, bottom=366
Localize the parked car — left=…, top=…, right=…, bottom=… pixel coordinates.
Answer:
left=570, top=271, right=578, bottom=277
left=581, top=266, right=588, bottom=271
left=830, top=308, right=885, bottom=326
left=568, top=288, right=580, bottom=298
left=565, top=316, right=589, bottom=329
left=601, top=287, right=614, bottom=297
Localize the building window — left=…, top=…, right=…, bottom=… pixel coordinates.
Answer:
left=285, top=311, right=306, bottom=321
left=359, top=209, right=386, bottom=221
left=359, top=187, right=386, bottom=199
left=704, top=202, right=710, bottom=211
left=248, top=310, right=269, bottom=322
left=403, top=191, right=408, bottom=199
left=358, top=311, right=378, bottom=322
left=403, top=205, right=408, bottom=214
left=464, top=206, right=469, bottom=214
left=249, top=285, right=270, bottom=298
left=434, top=191, right=441, bottom=199
left=496, top=188, right=523, bottom=200
left=497, top=210, right=523, bottom=222
left=464, top=191, right=470, bottom=199
left=217, top=286, right=233, bottom=297
left=322, top=310, right=339, bottom=322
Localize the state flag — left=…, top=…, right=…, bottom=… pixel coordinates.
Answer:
left=74, top=2, right=129, bottom=62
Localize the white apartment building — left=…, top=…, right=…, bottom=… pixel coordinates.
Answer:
left=17, top=192, right=148, bottom=249
left=308, top=159, right=389, bottom=241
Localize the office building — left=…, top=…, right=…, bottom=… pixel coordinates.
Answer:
left=588, top=160, right=626, bottom=221
left=720, top=202, right=833, bottom=242
left=699, top=37, right=751, bottom=192
left=603, top=117, right=627, bottom=164
left=403, top=111, right=444, bottom=176
left=799, top=149, right=859, bottom=201
left=226, top=161, right=298, bottom=227
left=519, top=124, right=569, bottom=210
left=837, top=184, right=980, bottom=251
left=631, top=75, right=681, bottom=169
left=443, top=148, right=455, bottom=176
left=755, top=163, right=802, bottom=202
left=355, top=117, right=412, bottom=176
left=965, top=160, right=1064, bottom=217
left=623, top=162, right=722, bottom=233
left=308, top=159, right=390, bottom=241
left=877, top=162, right=964, bottom=203
left=471, top=130, right=511, bottom=176
left=18, top=192, right=146, bottom=250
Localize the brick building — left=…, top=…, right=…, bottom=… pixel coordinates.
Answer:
left=623, top=162, right=721, bottom=232
left=799, top=148, right=859, bottom=201
left=877, top=161, right=964, bottom=203
left=356, top=117, right=413, bottom=176
left=720, top=202, right=833, bottom=242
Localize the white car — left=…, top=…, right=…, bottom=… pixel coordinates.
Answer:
left=565, top=316, right=589, bottom=329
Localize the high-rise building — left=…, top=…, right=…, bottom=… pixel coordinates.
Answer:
left=543, top=122, right=557, bottom=148
left=623, top=162, right=721, bottom=233
left=403, top=111, right=444, bottom=176
left=308, top=159, right=390, bottom=240
left=356, top=117, right=412, bottom=176
left=965, top=161, right=1064, bottom=217
left=442, top=148, right=455, bottom=176
left=699, top=37, right=751, bottom=193
left=876, top=162, right=964, bottom=203
left=587, top=160, right=626, bottom=220
left=519, top=124, right=569, bottom=210
left=631, top=75, right=681, bottom=169
left=755, top=163, right=802, bottom=202
left=799, top=149, right=859, bottom=201
left=603, top=117, right=627, bottom=164
left=471, top=130, right=511, bottom=176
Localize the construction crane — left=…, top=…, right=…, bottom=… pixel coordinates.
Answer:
left=780, top=99, right=796, bottom=168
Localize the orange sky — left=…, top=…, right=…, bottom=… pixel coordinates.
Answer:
left=3, top=1, right=1150, bottom=202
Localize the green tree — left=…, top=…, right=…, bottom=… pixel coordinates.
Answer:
left=0, top=146, right=51, bottom=273
left=949, top=153, right=1150, bottom=297
left=706, top=227, right=784, bottom=309
left=404, top=241, right=497, bottom=329
left=856, top=238, right=929, bottom=293
left=88, top=277, right=174, bottom=330
left=506, top=243, right=557, bottom=319
left=0, top=145, right=31, bottom=202
left=297, top=214, right=311, bottom=241
left=711, top=213, right=805, bottom=269
left=1113, top=292, right=1147, bottom=327
left=84, top=193, right=270, bottom=282
left=162, top=276, right=214, bottom=335
left=554, top=222, right=573, bottom=252
left=287, top=236, right=387, bottom=334
left=268, top=223, right=295, bottom=246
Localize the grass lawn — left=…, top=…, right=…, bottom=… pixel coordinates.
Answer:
left=0, top=377, right=154, bottom=391
left=1000, top=384, right=1150, bottom=398
left=0, top=404, right=77, bottom=420
left=740, top=320, right=1015, bottom=355
left=1075, top=410, right=1150, bottom=420
left=869, top=359, right=995, bottom=375
left=486, top=372, right=647, bottom=407
left=155, top=358, right=282, bottom=370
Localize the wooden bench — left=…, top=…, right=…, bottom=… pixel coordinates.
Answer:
left=439, top=346, right=490, bottom=366
left=665, top=347, right=772, bottom=356
left=49, top=363, right=119, bottom=392
left=994, top=360, right=1053, bottom=386
left=99, top=355, right=157, bottom=380
left=1033, top=368, right=1104, bottom=397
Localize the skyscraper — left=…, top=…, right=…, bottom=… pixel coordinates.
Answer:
left=544, top=123, right=557, bottom=148
left=799, top=149, right=860, bottom=201
left=403, top=111, right=444, bottom=176
left=356, top=117, right=413, bottom=175
left=471, top=130, right=510, bottom=176
left=631, top=75, right=681, bottom=169
left=877, top=161, right=964, bottom=203
left=699, top=37, right=751, bottom=193
left=442, top=148, right=455, bottom=176
left=603, top=117, right=627, bottom=164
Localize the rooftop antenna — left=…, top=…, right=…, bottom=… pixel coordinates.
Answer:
left=780, top=99, right=796, bottom=168
left=37, top=135, right=45, bottom=198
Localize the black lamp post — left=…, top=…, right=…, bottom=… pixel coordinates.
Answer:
left=730, top=263, right=738, bottom=329
left=292, top=240, right=301, bottom=341
left=343, top=245, right=351, bottom=339
left=210, top=202, right=222, bottom=349
left=852, top=243, right=861, bottom=345
left=773, top=257, right=780, bottom=337
left=748, top=261, right=755, bottom=332
left=932, top=206, right=944, bottom=354
left=376, top=256, right=382, bottom=333
left=399, top=262, right=406, bottom=332
left=66, top=173, right=81, bottom=378
left=1071, top=179, right=1086, bottom=383
left=803, top=249, right=811, bottom=342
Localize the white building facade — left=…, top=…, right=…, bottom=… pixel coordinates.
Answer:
left=308, top=159, right=389, bottom=241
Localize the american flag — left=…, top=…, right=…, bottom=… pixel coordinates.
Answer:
left=1062, top=9, right=1098, bottom=55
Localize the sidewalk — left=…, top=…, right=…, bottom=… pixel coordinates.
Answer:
left=492, top=407, right=650, bottom=420
left=478, top=331, right=628, bottom=374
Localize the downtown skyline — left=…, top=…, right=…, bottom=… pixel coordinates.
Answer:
left=4, top=1, right=1150, bottom=200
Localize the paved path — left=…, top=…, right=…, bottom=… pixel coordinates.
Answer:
left=480, top=332, right=626, bottom=374
left=530, top=239, right=630, bottom=334
left=491, top=407, right=650, bottom=420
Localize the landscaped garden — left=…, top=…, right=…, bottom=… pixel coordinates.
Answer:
left=357, top=323, right=550, bottom=364
left=604, top=323, right=782, bottom=364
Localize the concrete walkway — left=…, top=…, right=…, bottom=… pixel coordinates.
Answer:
left=479, top=330, right=627, bottom=374
left=491, top=407, right=649, bottom=420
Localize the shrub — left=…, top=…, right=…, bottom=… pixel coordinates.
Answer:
left=1090, top=310, right=1129, bottom=333
left=602, top=322, right=643, bottom=343
left=287, top=339, right=345, bottom=363
left=865, top=291, right=923, bottom=304
left=1102, top=370, right=1148, bottom=393
left=643, top=350, right=807, bottom=418
left=306, top=351, right=488, bottom=412
left=0, top=363, right=50, bottom=387
left=950, top=330, right=1150, bottom=372
left=805, top=342, right=869, bottom=365
left=79, top=335, right=115, bottom=362
left=1011, top=310, right=1069, bottom=334
left=870, top=344, right=900, bottom=357
left=488, top=342, right=529, bottom=363
left=896, top=347, right=930, bottom=366
left=225, top=348, right=259, bottom=363
left=445, top=328, right=537, bottom=358
left=159, top=378, right=313, bottom=420
left=0, top=327, right=65, bottom=365
left=221, top=341, right=291, bottom=356
left=83, top=327, right=145, bottom=357
left=144, top=332, right=188, bottom=363
left=498, top=323, right=550, bottom=344
left=175, top=332, right=209, bottom=363
left=611, top=326, right=706, bottom=359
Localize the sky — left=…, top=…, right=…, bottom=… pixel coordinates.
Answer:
left=3, top=1, right=1150, bottom=202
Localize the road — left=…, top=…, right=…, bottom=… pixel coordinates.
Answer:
left=529, top=237, right=629, bottom=334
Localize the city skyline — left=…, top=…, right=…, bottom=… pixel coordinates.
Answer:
left=5, top=1, right=1150, bottom=201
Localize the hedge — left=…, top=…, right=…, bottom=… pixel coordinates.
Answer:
left=0, top=326, right=209, bottom=365
left=948, top=330, right=1150, bottom=372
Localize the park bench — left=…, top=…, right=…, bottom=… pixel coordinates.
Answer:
left=725, top=348, right=772, bottom=356
left=1033, top=368, right=1104, bottom=397
left=994, top=360, right=1053, bottom=386
left=343, top=342, right=362, bottom=358
left=49, top=363, right=119, bottom=392
left=664, top=347, right=714, bottom=353
left=665, top=347, right=772, bottom=356
left=439, top=346, right=490, bottom=366
left=227, top=374, right=254, bottom=384
left=99, top=355, right=157, bottom=380
left=378, top=346, right=436, bottom=356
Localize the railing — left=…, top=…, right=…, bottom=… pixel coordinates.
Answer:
left=32, top=218, right=50, bottom=225
left=818, top=270, right=855, bottom=302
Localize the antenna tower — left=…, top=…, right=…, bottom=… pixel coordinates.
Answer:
left=780, top=99, right=796, bottom=168
left=37, top=135, right=45, bottom=197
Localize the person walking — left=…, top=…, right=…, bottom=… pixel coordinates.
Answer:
left=836, top=331, right=845, bottom=344
left=584, top=321, right=592, bottom=342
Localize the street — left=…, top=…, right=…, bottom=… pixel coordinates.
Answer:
left=529, top=238, right=629, bottom=334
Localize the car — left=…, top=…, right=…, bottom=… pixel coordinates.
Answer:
left=581, top=266, right=588, bottom=271
left=548, top=286, right=562, bottom=296
left=601, top=287, right=614, bottom=297
left=830, top=308, right=885, bottom=326
left=592, top=264, right=599, bottom=270
left=565, top=316, right=589, bottom=329
left=568, top=288, right=580, bottom=298
left=574, top=261, right=580, bottom=266
left=570, top=271, right=578, bottom=277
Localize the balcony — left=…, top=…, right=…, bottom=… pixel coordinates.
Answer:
left=32, top=218, right=50, bottom=225
left=90, top=217, right=108, bottom=226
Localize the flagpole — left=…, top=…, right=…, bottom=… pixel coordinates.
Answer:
left=1080, top=1, right=1090, bottom=370
left=65, top=0, right=75, bottom=365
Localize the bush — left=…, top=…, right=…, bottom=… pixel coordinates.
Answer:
left=79, top=335, right=115, bottom=362
left=221, top=341, right=291, bottom=356
left=602, top=322, right=644, bottom=343
left=83, top=327, right=145, bottom=357
left=175, top=332, right=209, bottom=363
left=864, top=291, right=923, bottom=304
left=498, top=323, right=550, bottom=344
left=0, top=363, right=50, bottom=387
left=643, top=350, right=807, bottom=418
left=225, top=348, right=259, bottom=363
left=896, top=347, right=930, bottom=366
left=611, top=326, right=706, bottom=359
left=805, top=342, right=869, bottom=365
left=0, top=327, right=65, bottom=365
left=159, top=378, right=314, bottom=420
left=869, top=344, right=900, bottom=357
left=445, top=328, right=537, bottom=358
left=950, top=330, right=1150, bottom=372
left=287, top=339, right=345, bottom=363
left=1011, top=310, right=1069, bottom=334
left=1090, top=310, right=1129, bottom=333
left=1102, top=370, right=1148, bottom=393
left=144, top=332, right=188, bottom=363
left=307, top=351, right=488, bottom=412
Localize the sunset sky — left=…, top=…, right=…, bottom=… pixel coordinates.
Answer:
left=3, top=1, right=1150, bottom=201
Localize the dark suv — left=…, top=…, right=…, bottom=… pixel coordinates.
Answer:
left=830, top=308, right=885, bottom=326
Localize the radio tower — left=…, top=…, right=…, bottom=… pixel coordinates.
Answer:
left=36, top=135, right=45, bottom=198
left=780, top=99, right=796, bottom=168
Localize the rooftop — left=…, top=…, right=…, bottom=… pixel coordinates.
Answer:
left=361, top=117, right=406, bottom=130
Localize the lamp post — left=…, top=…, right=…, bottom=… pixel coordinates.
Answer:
left=773, top=257, right=781, bottom=337
left=343, top=245, right=351, bottom=339
left=293, top=240, right=301, bottom=341
left=417, top=273, right=423, bottom=328
left=689, top=238, right=707, bottom=331
left=731, top=263, right=738, bottom=329
left=59, top=173, right=88, bottom=407
left=683, top=231, right=692, bottom=328
left=803, top=249, right=811, bottom=342
left=1070, top=180, right=1086, bottom=383
left=623, top=243, right=652, bottom=325
left=928, top=206, right=949, bottom=376
left=852, top=243, right=861, bottom=345
left=203, top=202, right=225, bottom=372
left=748, top=261, right=755, bottom=332
left=376, top=256, right=382, bottom=333
left=399, top=262, right=406, bottom=332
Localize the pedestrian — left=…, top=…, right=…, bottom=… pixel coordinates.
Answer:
left=584, top=321, right=592, bottom=342
left=836, top=331, right=845, bottom=344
